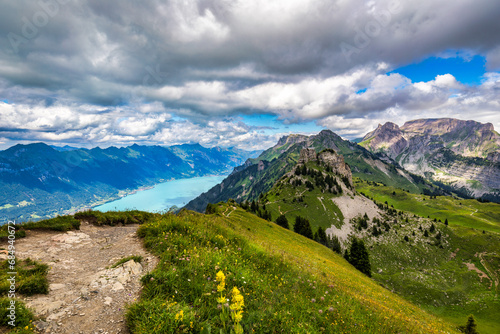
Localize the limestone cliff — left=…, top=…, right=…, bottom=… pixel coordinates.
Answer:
left=298, top=148, right=353, bottom=188
left=361, top=118, right=500, bottom=200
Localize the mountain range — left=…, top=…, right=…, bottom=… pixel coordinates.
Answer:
left=2, top=117, right=499, bottom=332
left=0, top=143, right=258, bottom=223
left=185, top=129, right=442, bottom=212
left=360, top=118, right=500, bottom=201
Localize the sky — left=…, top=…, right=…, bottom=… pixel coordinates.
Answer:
left=0, top=0, right=499, bottom=151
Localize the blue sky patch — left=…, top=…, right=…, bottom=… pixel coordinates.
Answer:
left=391, top=55, right=486, bottom=85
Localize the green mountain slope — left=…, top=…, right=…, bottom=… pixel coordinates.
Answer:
left=185, top=130, right=437, bottom=212
left=127, top=205, right=457, bottom=333
left=0, top=143, right=258, bottom=223
left=258, top=152, right=500, bottom=333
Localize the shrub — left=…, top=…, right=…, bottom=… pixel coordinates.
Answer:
left=206, top=203, right=218, bottom=214
left=275, top=215, right=289, bottom=229
left=293, top=216, right=313, bottom=239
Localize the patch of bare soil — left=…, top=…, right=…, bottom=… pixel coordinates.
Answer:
left=326, top=194, right=381, bottom=245
left=4, top=222, right=157, bottom=333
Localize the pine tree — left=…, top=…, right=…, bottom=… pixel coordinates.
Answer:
left=445, top=218, right=448, bottom=226
left=275, top=215, right=289, bottom=229
left=458, top=315, right=478, bottom=334
left=294, top=216, right=304, bottom=234
left=430, top=223, right=436, bottom=233
left=343, top=249, right=350, bottom=262
left=302, top=219, right=314, bottom=239
left=348, top=238, right=371, bottom=277
left=316, top=227, right=327, bottom=245
left=424, top=230, right=429, bottom=237
left=293, top=216, right=313, bottom=239
left=328, top=235, right=341, bottom=254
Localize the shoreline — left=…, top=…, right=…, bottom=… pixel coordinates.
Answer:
left=89, top=173, right=228, bottom=212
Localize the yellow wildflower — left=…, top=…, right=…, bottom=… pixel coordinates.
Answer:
left=175, top=310, right=184, bottom=321
left=216, top=270, right=226, bottom=292
left=234, top=310, right=243, bottom=323
left=230, top=286, right=244, bottom=311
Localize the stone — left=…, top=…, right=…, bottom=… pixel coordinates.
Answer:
left=112, top=282, right=124, bottom=291
left=50, top=283, right=66, bottom=291
left=116, top=274, right=130, bottom=284
left=104, top=297, right=113, bottom=306
left=47, top=309, right=66, bottom=321
left=123, top=260, right=143, bottom=275
left=33, top=320, right=49, bottom=331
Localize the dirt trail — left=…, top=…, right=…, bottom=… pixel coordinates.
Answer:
left=3, top=222, right=157, bottom=334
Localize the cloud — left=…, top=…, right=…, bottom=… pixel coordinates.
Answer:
left=0, top=0, right=499, bottom=149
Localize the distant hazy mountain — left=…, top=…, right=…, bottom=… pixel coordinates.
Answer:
left=0, top=142, right=258, bottom=222
left=50, top=145, right=82, bottom=152
left=360, top=118, right=500, bottom=201
left=185, top=130, right=438, bottom=212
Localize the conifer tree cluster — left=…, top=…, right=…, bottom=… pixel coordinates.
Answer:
left=293, top=164, right=343, bottom=194
left=275, top=214, right=289, bottom=229
left=294, top=216, right=313, bottom=239
left=241, top=199, right=272, bottom=221
left=344, top=238, right=371, bottom=277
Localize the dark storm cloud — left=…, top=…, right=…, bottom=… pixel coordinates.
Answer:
left=0, top=0, right=499, bottom=148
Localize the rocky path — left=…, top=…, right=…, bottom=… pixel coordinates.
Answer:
left=8, top=222, right=157, bottom=333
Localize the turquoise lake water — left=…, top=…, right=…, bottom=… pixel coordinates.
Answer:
left=93, top=175, right=226, bottom=212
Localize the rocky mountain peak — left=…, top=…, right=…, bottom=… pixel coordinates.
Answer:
left=298, top=148, right=317, bottom=163
left=361, top=117, right=500, bottom=201
left=276, top=134, right=308, bottom=146
left=298, top=148, right=353, bottom=188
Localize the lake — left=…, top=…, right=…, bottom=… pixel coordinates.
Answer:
left=93, top=175, right=226, bottom=212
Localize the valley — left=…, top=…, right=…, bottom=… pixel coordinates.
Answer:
left=0, top=143, right=257, bottom=224
left=1, top=119, right=499, bottom=333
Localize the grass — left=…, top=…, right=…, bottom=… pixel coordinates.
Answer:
left=0, top=258, right=49, bottom=296
left=127, top=205, right=457, bottom=333
left=74, top=209, right=158, bottom=226
left=110, top=255, right=143, bottom=269
left=0, top=258, right=49, bottom=332
left=0, top=297, right=36, bottom=332
left=265, top=179, right=344, bottom=231
left=263, top=162, right=345, bottom=232
left=0, top=215, right=80, bottom=240
left=249, top=172, right=500, bottom=333
left=350, top=179, right=500, bottom=333
left=355, top=178, right=500, bottom=234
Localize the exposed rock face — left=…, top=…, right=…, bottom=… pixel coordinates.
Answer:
left=362, top=122, right=408, bottom=157
left=361, top=118, right=500, bottom=199
left=277, top=134, right=308, bottom=146
left=298, top=148, right=317, bottom=164
left=298, top=148, right=353, bottom=188
left=317, top=150, right=353, bottom=187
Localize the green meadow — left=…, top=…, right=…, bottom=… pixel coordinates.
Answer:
left=355, top=178, right=500, bottom=234
left=127, top=204, right=458, bottom=333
